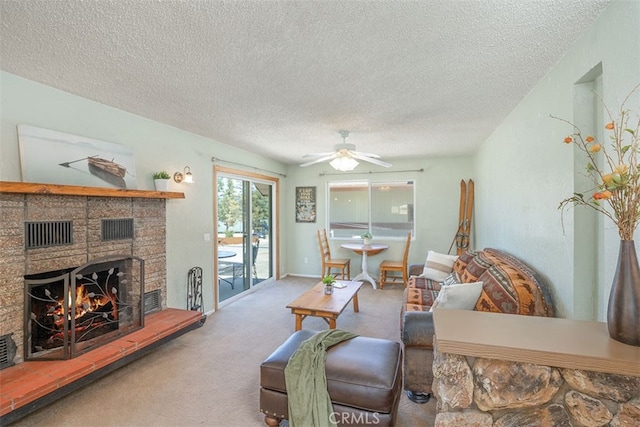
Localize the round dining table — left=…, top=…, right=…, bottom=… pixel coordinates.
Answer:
left=218, top=250, right=236, bottom=259
left=340, top=243, right=389, bottom=289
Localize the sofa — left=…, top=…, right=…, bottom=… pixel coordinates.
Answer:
left=400, top=248, right=555, bottom=403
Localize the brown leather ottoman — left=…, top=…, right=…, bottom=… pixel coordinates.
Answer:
left=260, top=329, right=402, bottom=426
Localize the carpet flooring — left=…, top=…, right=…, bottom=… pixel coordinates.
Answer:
left=11, top=276, right=436, bottom=426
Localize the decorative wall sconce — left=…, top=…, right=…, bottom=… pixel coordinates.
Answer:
left=173, top=166, right=194, bottom=183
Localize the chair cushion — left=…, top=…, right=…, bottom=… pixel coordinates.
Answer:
left=475, top=263, right=547, bottom=316
left=459, top=251, right=493, bottom=283
left=407, top=276, right=441, bottom=291
left=405, top=287, right=438, bottom=307
left=452, top=250, right=478, bottom=276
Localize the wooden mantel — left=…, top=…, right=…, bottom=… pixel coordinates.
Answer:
left=0, top=181, right=184, bottom=199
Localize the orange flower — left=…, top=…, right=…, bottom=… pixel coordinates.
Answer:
left=593, top=191, right=613, bottom=200
left=563, top=136, right=573, bottom=144
left=588, top=143, right=602, bottom=153
left=602, top=174, right=613, bottom=186
left=605, top=121, right=615, bottom=130
left=614, top=164, right=629, bottom=175
left=585, top=136, right=595, bottom=142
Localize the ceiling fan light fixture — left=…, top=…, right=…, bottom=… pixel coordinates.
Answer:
left=330, top=156, right=359, bottom=171
left=300, top=130, right=390, bottom=169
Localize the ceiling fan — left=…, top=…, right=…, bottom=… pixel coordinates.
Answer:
left=299, top=131, right=392, bottom=171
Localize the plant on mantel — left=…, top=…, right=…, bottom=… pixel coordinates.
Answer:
left=152, top=171, right=171, bottom=180
left=555, top=83, right=640, bottom=241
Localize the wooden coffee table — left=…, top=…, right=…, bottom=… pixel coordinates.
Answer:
left=286, top=280, right=363, bottom=331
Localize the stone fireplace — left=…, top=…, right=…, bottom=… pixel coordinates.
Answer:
left=0, top=182, right=181, bottom=366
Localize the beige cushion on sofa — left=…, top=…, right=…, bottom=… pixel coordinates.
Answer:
left=421, top=251, right=458, bottom=281
left=430, top=281, right=483, bottom=311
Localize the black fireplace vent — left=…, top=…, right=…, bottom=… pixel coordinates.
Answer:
left=25, top=220, right=73, bottom=249
left=0, top=333, right=17, bottom=370
left=101, top=218, right=134, bottom=241
left=144, top=289, right=162, bottom=314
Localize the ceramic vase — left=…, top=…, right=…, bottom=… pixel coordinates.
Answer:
left=607, top=240, right=640, bottom=346
left=363, top=238, right=371, bottom=245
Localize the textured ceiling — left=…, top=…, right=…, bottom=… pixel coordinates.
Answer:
left=0, top=0, right=611, bottom=165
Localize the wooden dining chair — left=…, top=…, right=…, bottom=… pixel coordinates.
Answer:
left=317, top=229, right=350, bottom=280
left=379, top=231, right=412, bottom=289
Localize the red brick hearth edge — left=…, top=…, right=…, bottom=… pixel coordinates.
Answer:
left=0, top=308, right=204, bottom=423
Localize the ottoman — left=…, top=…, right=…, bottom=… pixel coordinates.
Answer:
left=260, top=329, right=402, bottom=427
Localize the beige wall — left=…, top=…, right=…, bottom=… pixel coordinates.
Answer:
left=473, top=0, right=640, bottom=320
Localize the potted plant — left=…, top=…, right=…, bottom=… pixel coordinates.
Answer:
left=322, top=274, right=335, bottom=295
left=153, top=171, right=170, bottom=191
left=361, top=232, right=373, bottom=245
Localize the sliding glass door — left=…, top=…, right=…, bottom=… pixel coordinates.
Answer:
left=215, top=167, right=275, bottom=305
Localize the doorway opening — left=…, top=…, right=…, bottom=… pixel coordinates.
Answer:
left=214, top=166, right=278, bottom=307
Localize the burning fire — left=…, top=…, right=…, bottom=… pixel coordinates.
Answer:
left=75, top=284, right=113, bottom=317
left=48, top=284, right=117, bottom=328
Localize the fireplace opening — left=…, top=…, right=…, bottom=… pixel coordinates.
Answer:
left=24, top=256, right=145, bottom=360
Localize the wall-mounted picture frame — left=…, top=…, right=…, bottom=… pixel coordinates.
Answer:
left=295, top=186, right=316, bottom=223
left=18, top=125, right=138, bottom=189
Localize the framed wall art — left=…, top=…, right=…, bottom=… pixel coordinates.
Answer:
left=18, top=125, right=138, bottom=189
left=295, top=186, right=316, bottom=223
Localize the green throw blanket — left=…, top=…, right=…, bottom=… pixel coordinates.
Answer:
left=284, top=329, right=358, bottom=427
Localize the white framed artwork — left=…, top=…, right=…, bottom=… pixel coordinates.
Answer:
left=18, top=125, right=138, bottom=189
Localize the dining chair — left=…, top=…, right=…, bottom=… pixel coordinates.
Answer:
left=317, top=229, right=350, bottom=280
left=379, top=231, right=412, bottom=289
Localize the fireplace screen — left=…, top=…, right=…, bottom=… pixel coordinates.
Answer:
left=24, top=255, right=144, bottom=360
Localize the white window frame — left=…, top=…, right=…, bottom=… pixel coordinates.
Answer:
left=327, top=179, right=415, bottom=240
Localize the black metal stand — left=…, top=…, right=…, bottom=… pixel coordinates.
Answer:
left=187, top=266, right=203, bottom=313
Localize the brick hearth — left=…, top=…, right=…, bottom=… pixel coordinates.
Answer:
left=0, top=308, right=204, bottom=424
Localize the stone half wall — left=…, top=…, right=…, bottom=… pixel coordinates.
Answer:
left=0, top=193, right=167, bottom=364
left=432, top=340, right=640, bottom=426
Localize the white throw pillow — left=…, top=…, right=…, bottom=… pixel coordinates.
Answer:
left=421, top=251, right=458, bottom=281
left=429, top=281, right=483, bottom=312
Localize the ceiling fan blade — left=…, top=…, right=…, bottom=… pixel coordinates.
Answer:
left=299, top=153, right=338, bottom=167
left=350, top=150, right=381, bottom=159
left=350, top=152, right=392, bottom=167
left=302, top=151, right=335, bottom=159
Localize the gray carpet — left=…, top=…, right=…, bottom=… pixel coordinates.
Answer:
left=12, top=276, right=436, bottom=426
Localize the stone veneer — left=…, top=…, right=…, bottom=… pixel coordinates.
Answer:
left=432, top=340, right=640, bottom=426
left=0, top=193, right=167, bottom=364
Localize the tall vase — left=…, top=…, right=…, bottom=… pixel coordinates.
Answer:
left=607, top=240, right=640, bottom=346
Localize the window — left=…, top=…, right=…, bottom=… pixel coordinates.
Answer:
left=328, top=180, right=415, bottom=239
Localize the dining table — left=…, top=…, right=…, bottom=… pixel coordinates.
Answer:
left=218, top=250, right=236, bottom=259
left=340, top=243, right=389, bottom=289
left=218, top=250, right=240, bottom=288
